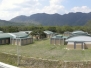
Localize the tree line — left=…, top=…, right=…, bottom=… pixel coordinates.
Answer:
left=0, top=25, right=89, bottom=33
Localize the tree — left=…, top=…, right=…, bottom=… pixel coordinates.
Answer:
left=31, top=27, right=46, bottom=40
left=85, top=20, right=91, bottom=33
left=44, top=26, right=56, bottom=32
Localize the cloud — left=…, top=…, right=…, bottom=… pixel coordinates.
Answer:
left=0, top=0, right=66, bottom=20
left=2, top=0, right=91, bottom=20
left=0, top=0, right=40, bottom=11
left=71, top=6, right=91, bottom=13
left=0, top=0, right=41, bottom=20
left=41, top=0, right=65, bottom=14
left=50, top=0, right=63, bottom=5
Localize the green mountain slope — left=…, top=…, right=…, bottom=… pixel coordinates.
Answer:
left=10, top=12, right=91, bottom=26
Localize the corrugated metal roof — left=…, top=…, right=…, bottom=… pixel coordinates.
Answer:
left=72, top=30, right=85, bottom=34
left=68, top=30, right=90, bottom=39
left=10, top=32, right=29, bottom=38
left=15, top=36, right=32, bottom=39
left=64, top=31, right=71, bottom=33
left=51, top=35, right=68, bottom=39
left=0, top=33, right=13, bottom=38
left=0, top=32, right=32, bottom=39
left=19, top=31, right=32, bottom=34
left=44, top=31, right=54, bottom=34
left=66, top=35, right=91, bottom=42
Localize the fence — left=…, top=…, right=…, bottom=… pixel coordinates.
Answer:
left=0, top=52, right=91, bottom=68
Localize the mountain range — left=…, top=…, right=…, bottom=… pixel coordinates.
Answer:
left=0, top=12, right=91, bottom=26
left=10, top=12, right=91, bottom=26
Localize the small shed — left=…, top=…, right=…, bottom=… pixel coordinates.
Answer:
left=44, top=31, right=55, bottom=38
left=9, top=32, right=33, bottom=46
left=63, top=31, right=72, bottom=37
left=50, top=35, right=67, bottom=45
left=66, top=34, right=91, bottom=49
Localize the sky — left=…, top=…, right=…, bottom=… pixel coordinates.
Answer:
left=0, top=0, right=91, bottom=20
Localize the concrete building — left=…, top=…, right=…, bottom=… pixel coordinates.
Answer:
left=44, top=30, right=55, bottom=38
left=66, top=30, right=91, bottom=49
left=63, top=31, right=72, bottom=37
left=10, top=32, right=33, bottom=46
left=0, top=33, right=12, bottom=45
left=0, top=32, right=33, bottom=46
left=50, top=35, right=67, bottom=45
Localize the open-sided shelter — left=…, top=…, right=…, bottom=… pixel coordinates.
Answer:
left=66, top=30, right=91, bottom=49
left=71, top=30, right=88, bottom=35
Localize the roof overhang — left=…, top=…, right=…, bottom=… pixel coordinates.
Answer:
left=66, top=35, right=91, bottom=42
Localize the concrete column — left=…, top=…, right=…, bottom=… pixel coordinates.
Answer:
left=59, top=38, right=60, bottom=45
left=12, top=39, right=13, bottom=45
left=54, top=38, right=56, bottom=45
left=74, top=42, right=76, bottom=49
left=10, top=38, right=11, bottom=44
left=20, top=38, right=21, bottom=46
left=83, top=42, right=84, bottom=50
left=63, top=38, right=65, bottom=45
left=32, top=38, right=33, bottom=43
left=16, top=39, right=17, bottom=45
left=50, top=38, right=52, bottom=44
left=13, top=39, right=14, bottom=45
left=63, top=38, right=64, bottom=45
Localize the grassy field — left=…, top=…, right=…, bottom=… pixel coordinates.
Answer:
left=0, top=39, right=91, bottom=61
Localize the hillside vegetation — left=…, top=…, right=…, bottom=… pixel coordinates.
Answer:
left=10, top=12, right=91, bottom=26
left=0, top=19, right=40, bottom=26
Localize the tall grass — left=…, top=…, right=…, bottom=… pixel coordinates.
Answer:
left=0, top=39, right=91, bottom=61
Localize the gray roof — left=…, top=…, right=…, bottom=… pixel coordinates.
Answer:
left=51, top=35, right=68, bottom=39
left=9, top=32, right=30, bottom=38
left=68, top=30, right=89, bottom=38
left=19, top=31, right=32, bottom=34
left=0, top=32, right=31, bottom=39
left=0, top=33, right=13, bottom=39
left=66, top=35, right=91, bottom=42
left=72, top=30, right=87, bottom=35
left=64, top=31, right=71, bottom=33
left=0, top=31, right=2, bottom=32
left=44, top=31, right=54, bottom=34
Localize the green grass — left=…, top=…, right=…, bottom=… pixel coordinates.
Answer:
left=0, top=39, right=91, bottom=61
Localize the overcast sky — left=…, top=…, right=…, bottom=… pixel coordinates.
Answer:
left=0, top=0, right=91, bottom=20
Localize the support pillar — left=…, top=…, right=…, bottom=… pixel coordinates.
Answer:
left=20, top=38, right=21, bottom=46
left=83, top=42, right=84, bottom=50
left=54, top=38, right=56, bottom=45
left=74, top=42, right=76, bottom=49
